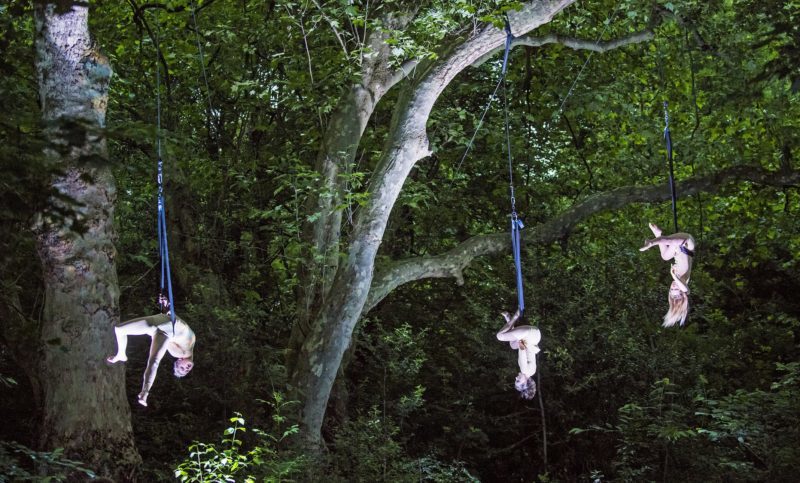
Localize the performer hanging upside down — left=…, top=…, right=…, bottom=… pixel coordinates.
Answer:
left=639, top=222, right=696, bottom=327
left=107, top=311, right=196, bottom=406
left=496, top=309, right=541, bottom=400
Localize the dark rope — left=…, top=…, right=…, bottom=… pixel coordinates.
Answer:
left=455, top=76, right=504, bottom=173
left=154, top=10, right=162, bottom=160
left=190, top=0, right=215, bottom=123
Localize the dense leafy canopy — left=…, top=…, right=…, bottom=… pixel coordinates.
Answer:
left=1, top=0, right=798, bottom=480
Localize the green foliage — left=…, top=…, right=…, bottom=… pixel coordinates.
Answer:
left=693, top=362, right=800, bottom=480
left=569, top=365, right=800, bottom=481
left=175, top=396, right=305, bottom=482
left=2, top=0, right=799, bottom=481
left=0, top=374, right=16, bottom=388
left=329, top=407, right=478, bottom=482
left=0, top=442, right=96, bottom=482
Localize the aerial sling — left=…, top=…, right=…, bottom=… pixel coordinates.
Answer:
left=639, top=102, right=696, bottom=327
left=456, top=19, right=526, bottom=313
left=663, top=101, right=679, bottom=233
left=153, top=10, right=177, bottom=331
left=152, top=1, right=214, bottom=332
left=501, top=21, right=525, bottom=314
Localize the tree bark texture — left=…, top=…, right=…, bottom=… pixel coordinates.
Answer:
left=288, top=13, right=417, bottom=378
left=290, top=0, right=576, bottom=448
left=33, top=3, right=141, bottom=480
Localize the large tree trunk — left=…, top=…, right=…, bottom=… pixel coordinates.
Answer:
left=290, top=0, right=576, bottom=449
left=33, top=3, right=141, bottom=480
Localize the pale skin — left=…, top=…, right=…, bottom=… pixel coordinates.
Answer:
left=107, top=313, right=195, bottom=407
left=496, top=310, right=541, bottom=391
left=639, top=222, right=694, bottom=294
left=639, top=222, right=697, bottom=327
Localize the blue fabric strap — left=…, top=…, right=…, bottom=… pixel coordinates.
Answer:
left=504, top=20, right=525, bottom=314
left=503, top=18, right=524, bottom=314
left=157, top=158, right=177, bottom=330
left=511, top=215, right=525, bottom=313
left=502, top=19, right=513, bottom=75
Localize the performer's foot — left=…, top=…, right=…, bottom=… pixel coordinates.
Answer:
left=106, top=355, right=127, bottom=364
left=639, top=240, right=652, bottom=251
left=648, top=222, right=662, bottom=237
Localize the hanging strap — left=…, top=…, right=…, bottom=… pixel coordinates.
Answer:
left=501, top=18, right=513, bottom=75
left=664, top=101, right=679, bottom=233
left=502, top=19, right=525, bottom=314
left=510, top=213, right=525, bottom=313
left=157, top=158, right=177, bottom=330
left=154, top=10, right=176, bottom=332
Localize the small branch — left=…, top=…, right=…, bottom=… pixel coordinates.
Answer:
left=310, top=0, right=349, bottom=57
left=365, top=233, right=506, bottom=312
left=562, top=113, right=595, bottom=191
left=488, top=432, right=539, bottom=456
left=128, top=0, right=172, bottom=96
left=134, top=0, right=218, bottom=15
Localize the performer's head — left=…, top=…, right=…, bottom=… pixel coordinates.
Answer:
left=174, top=357, right=194, bottom=377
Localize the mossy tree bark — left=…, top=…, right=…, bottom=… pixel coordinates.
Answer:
left=33, top=2, right=141, bottom=480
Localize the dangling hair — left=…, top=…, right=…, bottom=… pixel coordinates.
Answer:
left=517, top=377, right=537, bottom=400
left=663, top=291, right=689, bottom=327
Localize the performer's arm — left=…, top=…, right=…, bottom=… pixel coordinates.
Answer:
left=518, top=346, right=537, bottom=375
left=671, top=265, right=690, bottom=292
left=138, top=331, right=169, bottom=406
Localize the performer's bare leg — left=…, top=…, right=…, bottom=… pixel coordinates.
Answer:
left=107, top=315, right=160, bottom=363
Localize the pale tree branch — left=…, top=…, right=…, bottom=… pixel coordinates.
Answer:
left=473, top=29, right=654, bottom=67
left=515, top=30, right=655, bottom=52
left=365, top=164, right=800, bottom=312
left=387, top=59, right=420, bottom=90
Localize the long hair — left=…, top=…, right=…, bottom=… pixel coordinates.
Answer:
left=663, top=291, right=689, bottom=327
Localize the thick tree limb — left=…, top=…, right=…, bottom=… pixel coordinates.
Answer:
left=515, top=30, right=655, bottom=52
left=365, top=234, right=507, bottom=312
left=473, top=30, right=654, bottom=67
left=365, top=164, right=800, bottom=312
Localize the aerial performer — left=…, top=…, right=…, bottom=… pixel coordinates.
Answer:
left=639, top=222, right=696, bottom=327
left=106, top=298, right=195, bottom=406
left=496, top=309, right=541, bottom=399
